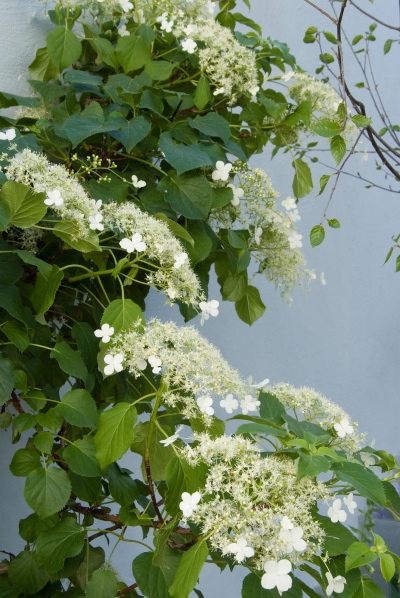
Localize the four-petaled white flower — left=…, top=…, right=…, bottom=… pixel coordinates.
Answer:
left=118, top=23, right=130, bottom=36
left=119, top=0, right=133, bottom=12
left=104, top=353, right=124, bottom=376
left=89, top=212, right=104, bottom=231
left=119, top=233, right=147, bottom=253
left=288, top=232, right=303, bottom=249
left=94, top=323, right=115, bottom=343
left=179, top=491, right=201, bottom=518
left=288, top=209, right=301, bottom=223
left=44, top=189, right=63, bottom=207
left=320, top=272, right=327, bottom=285
left=248, top=377, right=270, bottom=389
left=361, top=452, right=376, bottom=467
left=326, top=572, right=347, bottom=596
left=240, top=395, right=260, bottom=415
left=227, top=183, right=244, bottom=207
left=184, top=24, right=195, bottom=36
left=261, top=559, right=292, bottom=595
left=148, top=355, right=162, bottom=374
left=173, top=252, right=188, bottom=269
left=328, top=498, right=347, bottom=523
left=225, top=537, right=255, bottom=563
left=182, top=38, right=197, bottom=54
left=160, top=425, right=184, bottom=446
left=199, top=299, right=219, bottom=325
left=343, top=493, right=357, bottom=514
left=279, top=526, right=307, bottom=553
left=220, top=393, right=239, bottom=414
left=254, top=227, right=263, bottom=245
left=334, top=418, right=354, bottom=438
left=281, top=196, right=297, bottom=211
left=206, top=0, right=216, bottom=14
left=0, top=128, right=16, bottom=141
left=212, top=161, right=232, bottom=182
left=282, top=71, right=295, bottom=82
left=160, top=17, right=174, bottom=32
left=131, top=174, right=146, bottom=188
left=197, top=395, right=214, bottom=416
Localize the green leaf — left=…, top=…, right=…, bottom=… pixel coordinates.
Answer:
left=235, top=422, right=286, bottom=438
left=292, top=158, right=313, bottom=198
left=91, top=37, right=119, bottom=70
left=314, top=514, right=358, bottom=556
left=24, top=467, right=71, bottom=518
left=100, top=299, right=144, bottom=334
left=86, top=568, right=118, bottom=598
left=351, top=115, right=372, bottom=128
left=131, top=421, right=176, bottom=481
left=50, top=341, right=88, bottom=381
left=107, top=463, right=139, bottom=506
left=34, top=431, right=54, bottom=455
left=382, top=481, right=400, bottom=516
left=258, top=392, right=286, bottom=425
left=169, top=538, right=209, bottom=598
left=94, top=402, right=137, bottom=470
left=64, top=436, right=102, bottom=477
left=61, top=112, right=120, bottom=149
left=330, top=135, right=346, bottom=165
left=327, top=556, right=361, bottom=598
left=71, top=322, right=98, bottom=371
left=132, top=552, right=171, bottom=598
left=8, top=551, right=49, bottom=595
left=159, top=132, right=212, bottom=175
left=10, top=448, right=41, bottom=476
left=70, top=545, right=105, bottom=590
left=158, top=174, right=213, bottom=220
left=310, top=224, right=325, bottom=247
left=56, top=389, right=98, bottom=428
left=353, top=576, right=386, bottom=598
left=164, top=456, right=208, bottom=516
left=14, top=249, right=53, bottom=277
left=69, top=472, right=102, bottom=503
left=0, top=356, right=15, bottom=406
left=153, top=516, right=179, bottom=567
left=383, top=39, right=393, bottom=55
left=222, top=271, right=248, bottom=301
left=0, top=181, right=47, bottom=229
left=396, top=255, right=400, bottom=273
left=0, top=284, right=27, bottom=325
left=345, top=542, right=378, bottom=572
left=144, top=59, right=176, bottom=81
left=30, top=265, right=64, bottom=316
left=36, top=517, right=85, bottom=573
left=2, top=321, right=30, bottom=352
left=297, top=452, right=330, bottom=480
left=194, top=75, right=212, bottom=110
left=36, top=407, right=64, bottom=432
left=154, top=213, right=195, bottom=247
left=323, top=31, right=337, bottom=44
left=53, top=221, right=101, bottom=252
left=189, top=113, right=231, bottom=144
left=109, top=115, right=151, bottom=153
left=47, top=26, right=82, bottom=70
left=19, top=513, right=59, bottom=543
left=327, top=218, right=341, bottom=229
left=29, top=47, right=60, bottom=81
left=311, top=119, right=342, bottom=138
left=0, top=252, right=23, bottom=284
left=380, top=553, right=395, bottom=582
left=352, top=35, right=364, bottom=46
left=235, top=285, right=266, bottom=325
left=331, top=461, right=386, bottom=505
left=116, top=35, right=151, bottom=73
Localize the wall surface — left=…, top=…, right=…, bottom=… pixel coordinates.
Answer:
left=0, top=1, right=399, bottom=595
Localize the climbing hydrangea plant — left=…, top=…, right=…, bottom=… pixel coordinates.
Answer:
left=0, top=1, right=400, bottom=597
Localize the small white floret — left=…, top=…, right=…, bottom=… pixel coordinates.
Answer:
left=131, top=174, right=146, bottom=188
left=333, top=418, right=354, bottom=438
left=104, top=353, right=124, bottom=376
left=225, top=537, right=254, bottom=563
left=0, top=128, right=16, bottom=141
left=94, top=323, right=115, bottom=343
left=44, top=189, right=63, bottom=207
left=326, top=572, right=347, bottom=596
left=240, top=395, right=260, bottom=415
left=181, top=38, right=197, bottom=54
left=179, top=491, right=201, bottom=518
left=220, top=393, right=239, bottom=414
left=197, top=396, right=214, bottom=416
left=327, top=498, right=347, bottom=523
left=212, top=161, right=232, bottom=182
left=261, top=559, right=292, bottom=595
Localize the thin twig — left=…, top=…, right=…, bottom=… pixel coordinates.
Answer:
left=349, top=0, right=400, bottom=31
left=11, top=391, right=24, bottom=414
left=88, top=525, right=121, bottom=542
left=304, top=0, right=337, bottom=24
left=144, top=458, right=164, bottom=524
left=117, top=583, right=138, bottom=596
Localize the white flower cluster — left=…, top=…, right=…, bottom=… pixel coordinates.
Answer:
left=6, top=149, right=202, bottom=306
left=209, top=162, right=312, bottom=302
left=270, top=383, right=363, bottom=453
left=104, top=319, right=258, bottom=422
left=285, top=72, right=357, bottom=142
left=181, top=434, right=326, bottom=573
left=173, top=16, right=259, bottom=103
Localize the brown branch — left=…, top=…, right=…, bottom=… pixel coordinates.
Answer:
left=348, top=0, right=400, bottom=31
left=144, top=457, right=164, bottom=524
left=0, top=550, right=15, bottom=559
left=304, top=0, right=337, bottom=24
left=11, top=391, right=24, bottom=414
left=117, top=583, right=138, bottom=596
left=72, top=503, right=122, bottom=524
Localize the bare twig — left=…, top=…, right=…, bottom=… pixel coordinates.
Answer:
left=304, top=0, right=337, bottom=24
left=144, top=457, right=164, bottom=524
left=349, top=0, right=400, bottom=31
left=88, top=525, right=121, bottom=542
left=117, top=583, right=138, bottom=596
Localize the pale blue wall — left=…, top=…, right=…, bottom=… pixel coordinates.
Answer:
left=1, top=1, right=399, bottom=594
